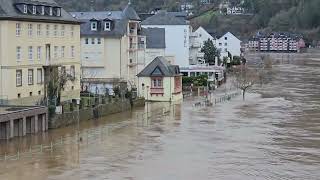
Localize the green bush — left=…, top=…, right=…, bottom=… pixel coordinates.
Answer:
left=182, top=75, right=208, bottom=87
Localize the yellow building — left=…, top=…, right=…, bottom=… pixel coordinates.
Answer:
left=137, top=57, right=183, bottom=102
left=71, top=3, right=146, bottom=94
left=0, top=0, right=81, bottom=105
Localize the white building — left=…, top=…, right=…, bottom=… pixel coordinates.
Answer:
left=141, top=11, right=190, bottom=68
left=216, top=32, right=241, bottom=58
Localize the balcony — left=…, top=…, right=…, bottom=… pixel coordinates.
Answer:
left=150, top=88, right=164, bottom=94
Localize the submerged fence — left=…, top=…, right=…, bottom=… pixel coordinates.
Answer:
left=0, top=105, right=174, bottom=162
left=194, top=91, right=242, bottom=107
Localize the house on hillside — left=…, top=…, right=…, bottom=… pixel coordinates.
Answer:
left=216, top=32, right=241, bottom=58
left=137, top=57, right=182, bottom=102
left=141, top=10, right=190, bottom=68
left=71, top=3, right=146, bottom=95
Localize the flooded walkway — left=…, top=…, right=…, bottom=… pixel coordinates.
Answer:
left=1, top=54, right=320, bottom=179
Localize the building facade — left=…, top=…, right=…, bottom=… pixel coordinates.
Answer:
left=72, top=4, right=145, bottom=94
left=141, top=11, right=190, bottom=68
left=0, top=0, right=81, bottom=105
left=137, top=57, right=182, bottom=102
left=248, top=33, right=305, bottom=53
left=216, top=32, right=241, bottom=58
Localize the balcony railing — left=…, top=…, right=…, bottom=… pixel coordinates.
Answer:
left=150, top=88, right=164, bottom=94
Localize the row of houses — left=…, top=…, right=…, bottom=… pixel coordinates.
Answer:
left=248, top=33, right=306, bottom=53
left=0, top=0, right=243, bottom=106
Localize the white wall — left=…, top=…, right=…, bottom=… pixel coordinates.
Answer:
left=145, top=48, right=165, bottom=65
left=216, top=32, right=241, bottom=58
left=195, top=27, right=215, bottom=47
left=142, top=25, right=190, bottom=67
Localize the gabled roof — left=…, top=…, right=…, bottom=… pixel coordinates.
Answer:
left=137, top=57, right=180, bottom=77
left=122, top=3, right=140, bottom=21
left=141, top=28, right=166, bottom=49
left=141, top=11, right=188, bottom=25
left=0, top=0, right=79, bottom=24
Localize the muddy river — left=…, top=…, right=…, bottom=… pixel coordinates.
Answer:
left=0, top=53, right=320, bottom=179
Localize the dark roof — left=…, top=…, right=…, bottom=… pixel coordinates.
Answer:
left=141, top=11, right=188, bottom=25
left=71, top=3, right=141, bottom=37
left=0, top=0, right=79, bottom=24
left=122, top=3, right=140, bottom=21
left=78, top=19, right=128, bottom=38
left=141, top=28, right=165, bottom=49
left=137, top=56, right=180, bottom=77
left=71, top=11, right=123, bottom=20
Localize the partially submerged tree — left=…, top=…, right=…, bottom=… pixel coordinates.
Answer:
left=232, top=66, right=259, bottom=101
left=201, top=39, right=221, bottom=65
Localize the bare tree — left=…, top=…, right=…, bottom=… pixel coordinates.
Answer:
left=231, top=65, right=259, bottom=101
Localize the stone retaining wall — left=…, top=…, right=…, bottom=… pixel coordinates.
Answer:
left=49, top=99, right=145, bottom=129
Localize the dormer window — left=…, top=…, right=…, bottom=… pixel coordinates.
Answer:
left=104, top=22, right=111, bottom=31
left=32, top=6, right=36, bottom=15
left=49, top=7, right=53, bottom=16
left=23, top=5, right=28, bottom=14
left=41, top=6, right=45, bottom=15
left=91, top=22, right=97, bottom=31
left=57, top=8, right=61, bottom=16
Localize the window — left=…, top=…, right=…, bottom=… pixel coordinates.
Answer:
left=70, top=65, right=75, bottom=79
left=224, top=48, right=228, bottom=52
left=49, top=7, right=53, bottom=16
left=54, top=46, right=58, bottom=59
left=28, top=46, right=33, bottom=60
left=70, top=26, right=74, bottom=37
left=152, top=78, right=163, bottom=88
left=46, top=24, right=50, bottom=37
left=16, top=23, right=21, bottom=36
left=28, top=69, right=34, bottom=85
left=28, top=24, right=33, bottom=37
left=38, top=91, right=41, bottom=95
left=18, top=94, right=21, bottom=98
left=37, top=46, right=41, bottom=60
left=41, top=6, right=45, bottom=15
left=61, top=46, right=65, bottom=58
left=37, top=68, right=43, bottom=84
left=29, top=92, right=33, bottom=96
left=71, top=46, right=75, bottom=58
left=85, top=38, right=89, bottom=44
left=224, top=43, right=227, bottom=46
left=32, top=6, right=36, bottom=14
left=97, top=38, right=101, bottom=44
left=104, top=22, right=111, bottom=31
left=54, top=25, right=58, bottom=37
left=16, top=47, right=22, bottom=61
left=225, top=37, right=227, bottom=40
left=23, top=5, right=28, bottom=14
left=219, top=43, right=222, bottom=46
left=37, top=24, right=41, bottom=36
left=57, top=8, right=61, bottom=16
left=16, top=70, right=22, bottom=87
left=91, top=22, right=97, bottom=31
left=91, top=38, right=95, bottom=44
left=61, top=25, right=65, bottom=37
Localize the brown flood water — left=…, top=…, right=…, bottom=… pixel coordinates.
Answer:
left=1, top=53, right=320, bottom=179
